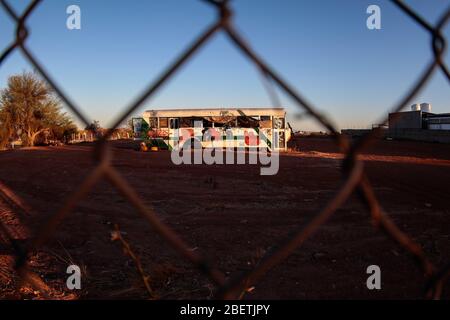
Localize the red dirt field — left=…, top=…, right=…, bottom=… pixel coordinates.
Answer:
left=0, top=137, right=449, bottom=299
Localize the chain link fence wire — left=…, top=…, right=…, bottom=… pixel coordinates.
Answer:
left=0, top=0, right=449, bottom=299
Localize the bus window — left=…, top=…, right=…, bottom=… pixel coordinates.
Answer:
left=148, top=117, right=158, bottom=129
left=170, top=118, right=180, bottom=129
left=203, top=118, right=213, bottom=128
left=180, top=117, right=192, bottom=128
left=194, top=120, right=203, bottom=128
left=260, top=116, right=272, bottom=128
left=237, top=116, right=259, bottom=128
left=159, top=117, right=168, bottom=128
left=273, top=117, right=285, bottom=129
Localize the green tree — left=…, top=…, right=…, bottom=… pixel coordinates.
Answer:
left=0, top=72, right=76, bottom=147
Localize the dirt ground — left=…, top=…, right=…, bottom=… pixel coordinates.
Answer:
left=0, top=137, right=449, bottom=299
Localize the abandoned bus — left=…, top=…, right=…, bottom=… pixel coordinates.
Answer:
left=133, top=107, right=291, bottom=151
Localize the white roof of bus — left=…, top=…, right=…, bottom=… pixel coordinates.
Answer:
left=143, top=108, right=286, bottom=118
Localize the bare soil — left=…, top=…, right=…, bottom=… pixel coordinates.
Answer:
left=0, top=137, right=449, bottom=299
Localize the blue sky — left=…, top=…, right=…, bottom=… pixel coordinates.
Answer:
left=1, top=0, right=449, bottom=130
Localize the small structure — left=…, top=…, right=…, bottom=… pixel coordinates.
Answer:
left=388, top=110, right=424, bottom=129
left=389, top=103, right=450, bottom=130
left=134, top=107, right=291, bottom=151
left=424, top=113, right=450, bottom=130
left=343, top=103, right=450, bottom=143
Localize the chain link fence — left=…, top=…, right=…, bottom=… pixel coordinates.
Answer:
left=0, top=0, right=449, bottom=299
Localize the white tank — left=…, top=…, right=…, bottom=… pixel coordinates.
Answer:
left=411, top=104, right=420, bottom=111
left=420, top=103, right=432, bottom=113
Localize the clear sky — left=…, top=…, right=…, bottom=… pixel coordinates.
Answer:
left=1, top=0, right=449, bottom=131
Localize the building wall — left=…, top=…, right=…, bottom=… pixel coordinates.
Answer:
left=388, top=128, right=450, bottom=143
left=341, top=129, right=378, bottom=137
left=425, top=115, right=450, bottom=130
left=342, top=128, right=450, bottom=144
left=388, top=111, right=423, bottom=129
left=429, top=124, right=450, bottom=130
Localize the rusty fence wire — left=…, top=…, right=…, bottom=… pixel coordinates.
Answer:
left=0, top=0, right=449, bottom=299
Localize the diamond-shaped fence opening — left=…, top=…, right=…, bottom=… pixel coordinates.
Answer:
left=0, top=0, right=449, bottom=299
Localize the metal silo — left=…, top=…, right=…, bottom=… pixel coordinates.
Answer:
left=411, top=103, right=420, bottom=111
left=420, top=103, right=432, bottom=113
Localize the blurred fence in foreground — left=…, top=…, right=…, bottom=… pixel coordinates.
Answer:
left=0, top=0, right=449, bottom=299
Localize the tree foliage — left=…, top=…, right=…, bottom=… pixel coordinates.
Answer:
left=85, top=120, right=101, bottom=132
left=0, top=72, right=77, bottom=148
